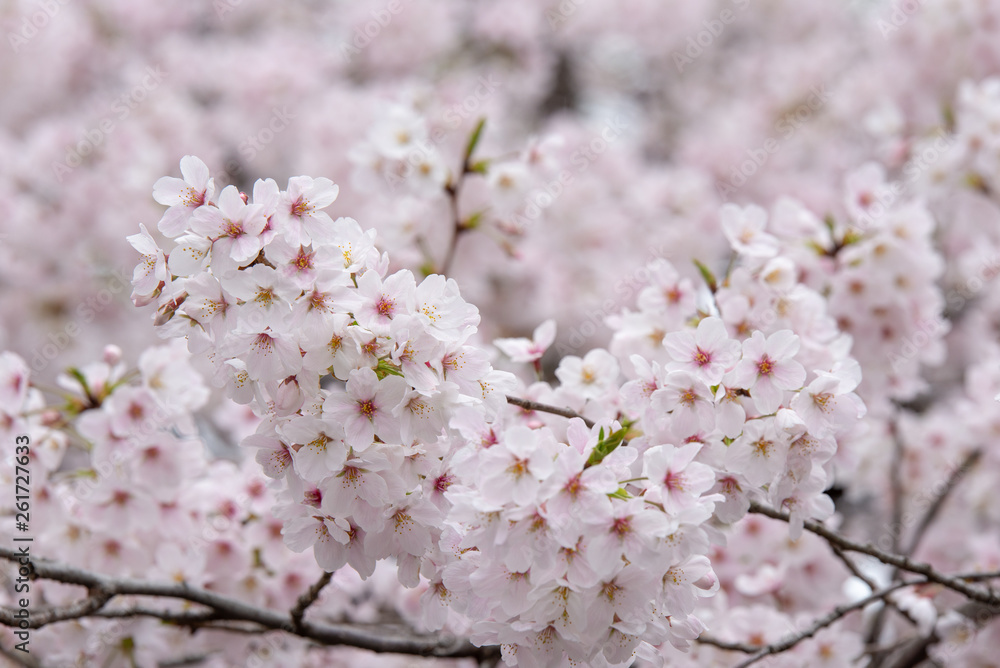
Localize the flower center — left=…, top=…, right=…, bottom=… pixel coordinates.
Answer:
left=757, top=354, right=774, bottom=376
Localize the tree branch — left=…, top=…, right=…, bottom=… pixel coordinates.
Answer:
left=0, top=548, right=498, bottom=661
left=290, top=570, right=332, bottom=631
left=730, top=580, right=920, bottom=668
left=828, top=542, right=920, bottom=628
left=903, top=448, right=981, bottom=557
left=505, top=395, right=595, bottom=428
left=747, top=502, right=1000, bottom=607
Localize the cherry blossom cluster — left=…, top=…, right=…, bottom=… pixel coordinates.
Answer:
left=0, top=345, right=436, bottom=666
left=130, top=157, right=863, bottom=667
left=348, top=100, right=564, bottom=271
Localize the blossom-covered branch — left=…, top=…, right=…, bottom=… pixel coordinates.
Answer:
left=0, top=548, right=496, bottom=661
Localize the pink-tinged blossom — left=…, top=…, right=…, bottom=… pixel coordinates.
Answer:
left=347, top=269, right=416, bottom=335
left=331, top=217, right=378, bottom=273
left=282, top=513, right=352, bottom=571
left=721, top=203, right=779, bottom=258
left=224, top=324, right=302, bottom=383
left=726, top=418, right=789, bottom=487
left=167, top=233, right=212, bottom=277
left=540, top=442, right=616, bottom=541
left=244, top=431, right=293, bottom=479
left=279, top=416, right=348, bottom=483
left=642, top=443, right=717, bottom=516
left=323, top=367, right=407, bottom=448
left=727, top=330, right=806, bottom=414
left=277, top=175, right=340, bottom=245
left=714, top=384, right=749, bottom=438
left=299, top=313, right=361, bottom=380
left=0, top=352, right=29, bottom=411
left=587, top=498, right=676, bottom=578
left=127, top=224, right=167, bottom=301
left=555, top=348, right=620, bottom=401
left=414, top=274, right=480, bottom=342
left=191, top=185, right=267, bottom=274
left=178, top=273, right=234, bottom=339
left=494, top=319, right=556, bottom=364
left=221, top=264, right=300, bottom=322
left=153, top=155, right=215, bottom=238
left=478, top=425, right=558, bottom=507
left=636, top=260, right=698, bottom=321
left=663, top=316, right=741, bottom=385
left=790, top=371, right=866, bottom=437
left=652, top=371, right=716, bottom=438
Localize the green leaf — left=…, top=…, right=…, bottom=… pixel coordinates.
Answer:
left=464, top=118, right=487, bottom=165
left=693, top=259, right=717, bottom=293
left=374, top=359, right=404, bottom=380
left=586, top=426, right=629, bottom=468
left=469, top=159, right=490, bottom=174
left=462, top=209, right=486, bottom=230
left=608, top=488, right=631, bottom=501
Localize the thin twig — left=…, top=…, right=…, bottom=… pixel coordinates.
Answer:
left=505, top=395, right=595, bottom=428
left=290, top=571, right=333, bottom=630
left=0, top=549, right=498, bottom=661
left=747, top=502, right=1000, bottom=607
left=903, top=449, right=982, bottom=557
left=731, top=581, right=920, bottom=668
left=828, top=543, right=919, bottom=627
left=889, top=420, right=905, bottom=555
left=696, top=635, right=756, bottom=653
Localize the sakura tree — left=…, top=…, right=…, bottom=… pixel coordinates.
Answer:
left=4, top=1, right=1000, bottom=667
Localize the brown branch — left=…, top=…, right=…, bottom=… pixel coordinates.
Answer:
left=0, top=642, right=44, bottom=668
left=505, top=395, right=595, bottom=428
left=828, top=542, right=920, bottom=628
left=747, top=502, right=1000, bottom=607
left=889, top=421, right=905, bottom=554
left=0, top=548, right=497, bottom=661
left=290, top=570, right=332, bottom=631
left=731, top=580, right=921, bottom=668
left=903, top=449, right=982, bottom=557
left=695, top=634, right=756, bottom=653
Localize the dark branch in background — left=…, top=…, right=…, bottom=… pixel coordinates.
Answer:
left=827, top=542, right=920, bottom=628
left=505, top=395, right=596, bottom=428
left=889, top=420, right=905, bottom=555
left=0, top=643, right=43, bottom=668
left=904, top=448, right=982, bottom=557
left=747, top=503, right=1000, bottom=607
left=440, top=118, right=486, bottom=276
left=290, top=570, right=332, bottom=631
left=0, top=548, right=498, bottom=662
left=729, top=581, right=922, bottom=668
left=870, top=445, right=983, bottom=665
left=866, top=421, right=907, bottom=653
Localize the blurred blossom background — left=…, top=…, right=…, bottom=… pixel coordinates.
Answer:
left=5, top=0, right=993, bottom=379
left=8, top=1, right=1000, bottom=666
